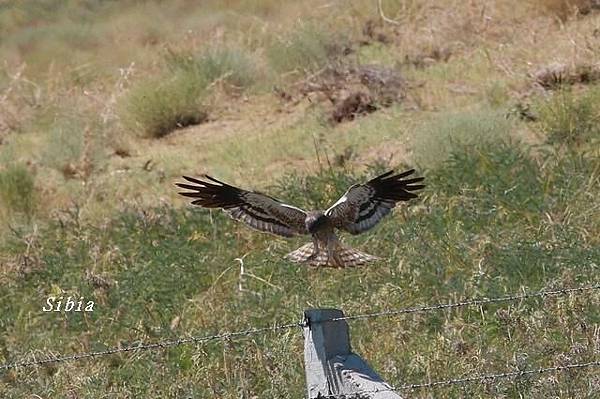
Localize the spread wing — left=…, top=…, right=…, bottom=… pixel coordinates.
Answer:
left=325, top=169, right=425, bottom=235
left=176, top=175, right=308, bottom=237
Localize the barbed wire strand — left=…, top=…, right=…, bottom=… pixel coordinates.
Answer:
left=1, top=284, right=598, bottom=372
left=321, top=360, right=600, bottom=397
left=328, top=284, right=600, bottom=324
left=0, top=321, right=303, bottom=372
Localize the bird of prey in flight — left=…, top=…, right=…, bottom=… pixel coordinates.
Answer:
left=176, top=170, right=425, bottom=268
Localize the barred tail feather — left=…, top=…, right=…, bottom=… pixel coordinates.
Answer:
left=335, top=244, right=378, bottom=267
left=285, top=242, right=316, bottom=263
left=285, top=242, right=377, bottom=268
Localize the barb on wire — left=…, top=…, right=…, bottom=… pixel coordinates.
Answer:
left=321, top=360, right=600, bottom=397
left=324, top=284, right=600, bottom=324
left=0, top=321, right=303, bottom=372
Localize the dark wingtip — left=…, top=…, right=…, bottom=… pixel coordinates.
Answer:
left=377, top=170, right=395, bottom=179
left=406, top=184, right=426, bottom=191
left=394, top=169, right=416, bottom=179
left=178, top=191, right=201, bottom=198
left=203, top=175, right=230, bottom=187
left=182, top=175, right=206, bottom=185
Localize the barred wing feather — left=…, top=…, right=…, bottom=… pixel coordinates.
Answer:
left=325, top=169, right=425, bottom=235
left=176, top=175, right=308, bottom=237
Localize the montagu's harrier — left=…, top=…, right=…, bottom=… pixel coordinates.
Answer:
left=176, top=169, right=424, bottom=268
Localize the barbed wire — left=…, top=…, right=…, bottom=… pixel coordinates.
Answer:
left=399, top=360, right=600, bottom=391
left=321, top=360, right=600, bottom=397
left=326, top=284, right=600, bottom=324
left=0, top=321, right=303, bottom=372
left=0, top=283, right=598, bottom=372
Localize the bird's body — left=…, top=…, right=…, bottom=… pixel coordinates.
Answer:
left=289, top=211, right=377, bottom=267
left=176, top=169, right=425, bottom=268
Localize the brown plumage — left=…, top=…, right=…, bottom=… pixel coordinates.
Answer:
left=176, top=169, right=425, bottom=268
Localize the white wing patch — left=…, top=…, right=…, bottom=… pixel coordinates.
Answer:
left=325, top=170, right=425, bottom=235
left=325, top=194, right=348, bottom=215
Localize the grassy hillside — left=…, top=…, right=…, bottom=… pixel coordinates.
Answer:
left=1, top=0, right=599, bottom=397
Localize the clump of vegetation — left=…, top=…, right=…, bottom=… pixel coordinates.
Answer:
left=165, top=46, right=259, bottom=90
left=120, top=46, right=260, bottom=138
left=119, top=71, right=208, bottom=138
left=533, top=62, right=600, bottom=90
left=267, top=23, right=346, bottom=74
left=535, top=86, right=600, bottom=146
left=294, top=64, right=406, bottom=124
left=40, top=115, right=85, bottom=169
left=535, top=0, right=597, bottom=20
left=429, top=140, right=545, bottom=224
left=484, top=81, right=510, bottom=108
left=0, top=163, right=36, bottom=219
left=411, top=108, right=513, bottom=169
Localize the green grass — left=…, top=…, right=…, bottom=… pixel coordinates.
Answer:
left=165, top=46, right=259, bottom=90
left=410, top=108, right=514, bottom=169
left=119, top=70, right=209, bottom=138
left=120, top=46, right=261, bottom=138
left=0, top=164, right=36, bottom=220
left=535, top=86, right=600, bottom=146
left=266, top=22, right=345, bottom=75
left=1, top=141, right=598, bottom=398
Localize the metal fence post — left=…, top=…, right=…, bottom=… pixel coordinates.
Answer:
left=303, top=308, right=403, bottom=398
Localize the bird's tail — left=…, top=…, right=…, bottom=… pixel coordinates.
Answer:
left=285, top=242, right=378, bottom=268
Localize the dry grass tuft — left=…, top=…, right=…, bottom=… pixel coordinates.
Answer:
left=533, top=62, right=600, bottom=89
left=291, top=63, right=407, bottom=123
left=533, top=0, right=600, bottom=20
left=331, top=91, right=377, bottom=123
left=266, top=22, right=349, bottom=75
left=0, top=63, right=42, bottom=135
left=535, top=85, right=600, bottom=145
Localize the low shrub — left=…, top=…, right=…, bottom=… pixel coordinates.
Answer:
left=411, top=108, right=513, bottom=169
left=120, top=46, right=260, bottom=138
left=266, top=23, right=345, bottom=74
left=0, top=163, right=36, bottom=218
left=535, top=86, right=600, bottom=146
left=119, top=70, right=208, bottom=138
left=165, top=46, right=259, bottom=89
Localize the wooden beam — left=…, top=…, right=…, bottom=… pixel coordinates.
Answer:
left=303, top=308, right=403, bottom=398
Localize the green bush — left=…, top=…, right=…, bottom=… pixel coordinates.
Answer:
left=267, top=23, right=342, bottom=74
left=536, top=86, right=600, bottom=146
left=165, top=46, right=258, bottom=89
left=0, top=163, right=36, bottom=218
left=429, top=140, right=544, bottom=220
left=411, top=108, right=513, bottom=169
left=119, top=70, right=208, bottom=138
left=41, top=116, right=84, bottom=169
left=120, top=46, right=259, bottom=138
